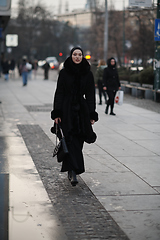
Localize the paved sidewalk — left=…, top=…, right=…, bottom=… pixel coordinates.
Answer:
left=0, top=69, right=160, bottom=240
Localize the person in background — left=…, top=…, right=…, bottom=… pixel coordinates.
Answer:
left=33, top=60, right=38, bottom=79
left=90, top=58, right=98, bottom=80
left=27, top=61, right=33, bottom=80
left=43, top=61, right=50, bottom=80
left=9, top=58, right=16, bottom=79
left=1, top=58, right=9, bottom=81
left=19, top=58, right=28, bottom=86
left=95, top=59, right=107, bottom=105
left=51, top=47, right=98, bottom=186
left=103, top=57, right=121, bottom=115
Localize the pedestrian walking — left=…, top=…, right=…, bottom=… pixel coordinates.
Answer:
left=19, top=59, right=28, bottom=86
left=9, top=58, right=16, bottom=79
left=51, top=47, right=98, bottom=186
left=103, top=58, right=121, bottom=115
left=43, top=61, right=50, bottom=80
left=33, top=60, right=38, bottom=79
left=95, top=59, right=107, bottom=105
left=1, top=58, right=9, bottom=81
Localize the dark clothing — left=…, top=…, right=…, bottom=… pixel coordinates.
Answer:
left=9, top=59, right=16, bottom=70
left=61, top=135, right=84, bottom=174
left=98, top=80, right=107, bottom=104
left=95, top=65, right=107, bottom=104
left=103, top=58, right=121, bottom=113
left=103, top=61, right=120, bottom=91
left=43, top=62, right=50, bottom=79
left=51, top=57, right=98, bottom=174
left=107, top=90, right=116, bottom=112
left=1, top=60, right=9, bottom=74
left=90, top=62, right=97, bottom=80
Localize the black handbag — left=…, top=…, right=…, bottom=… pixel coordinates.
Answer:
left=53, top=123, right=69, bottom=162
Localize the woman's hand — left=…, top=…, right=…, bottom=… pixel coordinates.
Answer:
left=103, top=86, right=107, bottom=91
left=90, top=120, right=95, bottom=125
left=54, top=118, right=61, bottom=124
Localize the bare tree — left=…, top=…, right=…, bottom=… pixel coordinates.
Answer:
left=5, top=0, right=75, bottom=60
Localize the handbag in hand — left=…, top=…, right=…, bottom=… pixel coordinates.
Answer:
left=53, top=123, right=69, bottom=162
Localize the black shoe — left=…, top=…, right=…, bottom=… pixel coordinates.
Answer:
left=71, top=171, right=78, bottom=186
left=105, top=106, right=109, bottom=114
left=110, top=112, right=116, bottom=116
left=68, top=171, right=72, bottom=181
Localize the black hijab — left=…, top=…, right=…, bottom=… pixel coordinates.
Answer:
left=70, top=47, right=84, bottom=57
left=107, top=57, right=116, bottom=69
left=68, top=47, right=84, bottom=75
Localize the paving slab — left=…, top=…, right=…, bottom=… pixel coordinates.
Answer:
left=82, top=171, right=157, bottom=196
left=84, top=154, right=130, bottom=173
left=97, top=195, right=160, bottom=212
left=116, top=156, right=160, bottom=186
left=109, top=210, right=160, bottom=240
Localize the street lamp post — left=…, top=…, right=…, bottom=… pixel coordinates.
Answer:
left=123, top=0, right=125, bottom=66
left=104, top=0, right=108, bottom=61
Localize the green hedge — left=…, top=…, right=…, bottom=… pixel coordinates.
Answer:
left=139, top=67, right=154, bottom=85
left=129, top=73, right=139, bottom=83
left=118, top=67, right=154, bottom=85
left=118, top=67, right=130, bottom=81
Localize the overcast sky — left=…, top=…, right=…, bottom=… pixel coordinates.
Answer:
left=11, top=0, right=130, bottom=15
left=11, top=0, right=155, bottom=17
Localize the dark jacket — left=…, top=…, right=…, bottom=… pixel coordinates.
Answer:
left=95, top=65, right=107, bottom=84
left=43, top=62, right=50, bottom=71
left=1, top=60, right=9, bottom=74
left=103, top=58, right=120, bottom=91
left=51, top=57, right=98, bottom=143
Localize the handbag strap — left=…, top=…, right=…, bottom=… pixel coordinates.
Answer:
left=55, top=123, right=58, bottom=146
left=55, top=123, right=64, bottom=146
left=58, top=123, right=64, bottom=138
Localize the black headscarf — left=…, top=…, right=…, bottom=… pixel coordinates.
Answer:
left=67, top=47, right=84, bottom=75
left=70, top=47, right=84, bottom=57
left=63, top=47, right=90, bottom=76
left=107, top=57, right=116, bottom=69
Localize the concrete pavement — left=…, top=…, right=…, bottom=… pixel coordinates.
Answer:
left=0, top=68, right=160, bottom=240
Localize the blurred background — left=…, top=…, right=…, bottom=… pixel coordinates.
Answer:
left=0, top=0, right=159, bottom=95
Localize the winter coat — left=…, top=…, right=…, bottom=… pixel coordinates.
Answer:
left=103, top=58, right=120, bottom=91
left=1, top=60, right=9, bottom=74
left=51, top=57, right=98, bottom=144
left=95, top=65, right=107, bottom=84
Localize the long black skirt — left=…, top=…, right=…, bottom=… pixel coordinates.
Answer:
left=61, top=134, right=85, bottom=175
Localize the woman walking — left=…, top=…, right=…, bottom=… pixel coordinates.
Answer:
left=51, top=47, right=98, bottom=186
left=103, top=58, right=121, bottom=115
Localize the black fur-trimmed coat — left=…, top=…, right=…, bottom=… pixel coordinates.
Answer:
left=51, top=57, right=98, bottom=143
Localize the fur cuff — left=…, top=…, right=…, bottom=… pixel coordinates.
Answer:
left=51, top=109, right=62, bottom=120
left=90, top=111, right=98, bottom=122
